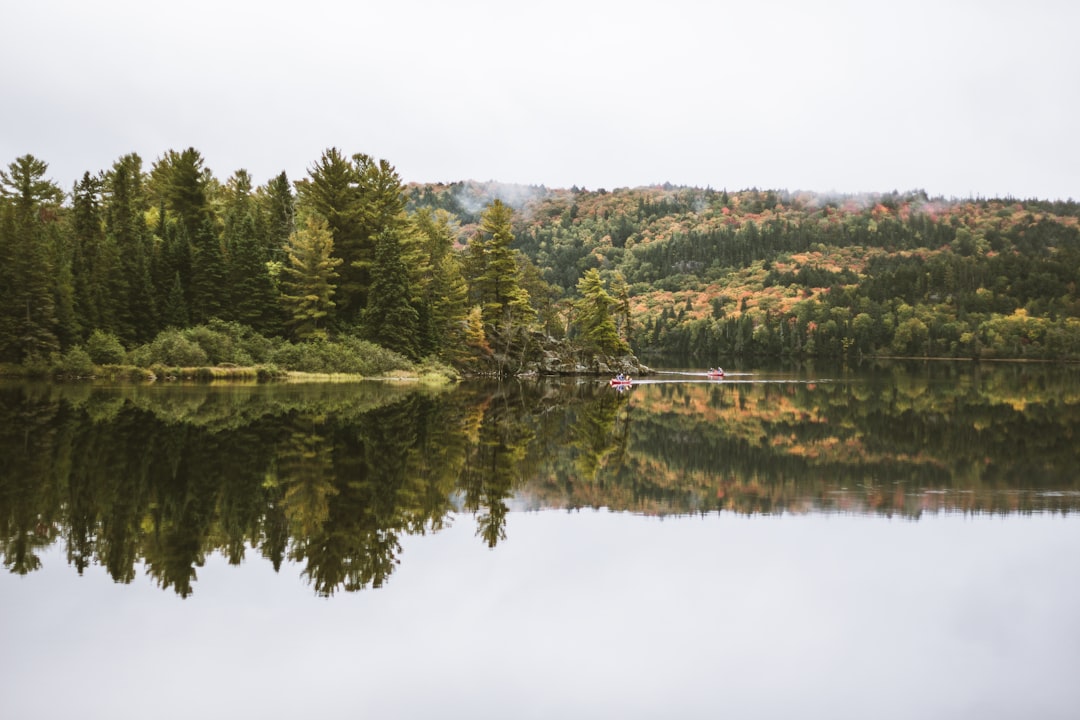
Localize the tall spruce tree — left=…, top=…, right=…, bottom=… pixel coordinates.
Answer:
left=468, top=200, right=533, bottom=329
left=259, top=171, right=295, bottom=260
left=105, top=154, right=157, bottom=343
left=281, top=215, right=342, bottom=340
left=351, top=154, right=407, bottom=318
left=69, top=172, right=112, bottom=335
left=295, top=149, right=409, bottom=327
left=229, top=213, right=280, bottom=334
left=188, top=216, right=227, bottom=324
left=295, top=149, right=362, bottom=324
left=363, top=229, right=419, bottom=358
left=151, top=147, right=213, bottom=244
left=413, top=208, right=468, bottom=358
left=574, top=268, right=628, bottom=355
left=161, top=272, right=189, bottom=328
left=0, top=155, right=64, bottom=361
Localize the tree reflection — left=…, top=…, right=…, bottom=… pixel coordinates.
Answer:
left=1, top=362, right=1080, bottom=596
left=278, top=417, right=337, bottom=539
left=460, top=388, right=535, bottom=548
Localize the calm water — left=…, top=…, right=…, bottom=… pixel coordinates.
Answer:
left=2, top=361, right=1079, bottom=719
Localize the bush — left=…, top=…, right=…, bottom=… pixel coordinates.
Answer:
left=85, top=330, right=127, bottom=365
left=184, top=320, right=270, bottom=365
left=129, top=329, right=209, bottom=367
left=255, top=364, right=286, bottom=382
left=128, top=321, right=279, bottom=369
left=53, top=346, right=95, bottom=378
left=267, top=336, right=414, bottom=374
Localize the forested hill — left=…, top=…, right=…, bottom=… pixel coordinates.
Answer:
left=407, top=182, right=1080, bottom=360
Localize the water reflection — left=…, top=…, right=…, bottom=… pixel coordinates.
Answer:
left=1, top=360, right=1079, bottom=596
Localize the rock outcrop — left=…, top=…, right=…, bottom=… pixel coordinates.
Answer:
left=519, top=334, right=651, bottom=377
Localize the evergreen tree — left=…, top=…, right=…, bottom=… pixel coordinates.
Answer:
left=295, top=149, right=362, bottom=323
left=188, top=216, right=227, bottom=324
left=574, top=268, right=629, bottom=355
left=0, top=155, right=64, bottom=361
left=468, top=200, right=533, bottom=328
left=412, top=208, right=467, bottom=357
left=229, top=213, right=280, bottom=333
left=281, top=215, right=343, bottom=340
left=150, top=147, right=213, bottom=243
left=363, top=230, right=419, bottom=359
left=351, top=154, right=408, bottom=317
left=295, top=150, right=408, bottom=326
left=69, top=172, right=109, bottom=336
left=50, top=229, right=80, bottom=350
left=105, top=154, right=157, bottom=343
left=153, top=212, right=191, bottom=323
left=259, top=171, right=295, bottom=260
left=161, top=272, right=189, bottom=328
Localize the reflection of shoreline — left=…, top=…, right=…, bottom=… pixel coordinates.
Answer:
left=3, top=364, right=1079, bottom=596
left=510, top=487, right=1080, bottom=519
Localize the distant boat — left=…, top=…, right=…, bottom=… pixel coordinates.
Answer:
left=610, top=377, right=633, bottom=387
left=707, top=368, right=725, bottom=378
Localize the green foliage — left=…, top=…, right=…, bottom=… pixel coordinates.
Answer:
left=85, top=330, right=126, bottom=365
left=127, top=320, right=276, bottom=368
left=267, top=335, right=412, bottom=375
left=129, top=329, right=210, bottom=367
left=281, top=215, right=343, bottom=340
left=294, top=149, right=408, bottom=324
left=52, top=346, right=95, bottom=378
left=363, top=230, right=419, bottom=359
left=8, top=145, right=1080, bottom=372
left=574, top=269, right=629, bottom=355
left=468, top=200, right=533, bottom=328
left=0, top=155, right=63, bottom=362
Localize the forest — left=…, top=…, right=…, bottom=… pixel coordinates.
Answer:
left=493, top=183, right=1080, bottom=361
left=2, top=148, right=1079, bottom=379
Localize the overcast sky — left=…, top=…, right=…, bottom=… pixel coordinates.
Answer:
left=2, top=0, right=1077, bottom=200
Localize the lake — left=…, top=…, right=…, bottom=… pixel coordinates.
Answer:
left=2, top=361, right=1079, bottom=719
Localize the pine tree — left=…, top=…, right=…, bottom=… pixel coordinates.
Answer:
left=259, top=171, right=295, bottom=260
left=363, top=230, right=419, bottom=358
left=188, top=216, right=227, bottom=324
left=70, top=172, right=109, bottom=335
left=105, top=154, right=157, bottom=343
left=295, top=149, right=362, bottom=324
left=412, top=208, right=467, bottom=358
left=229, top=213, right=280, bottom=333
left=574, top=268, right=629, bottom=355
left=151, top=147, right=212, bottom=244
left=295, top=150, right=409, bottom=326
left=0, top=155, right=64, bottom=361
left=468, top=200, right=533, bottom=328
left=351, top=154, right=407, bottom=316
left=281, top=215, right=343, bottom=340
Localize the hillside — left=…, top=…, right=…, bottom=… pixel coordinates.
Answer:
left=408, top=182, right=1080, bottom=360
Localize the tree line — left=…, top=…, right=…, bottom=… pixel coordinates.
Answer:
left=6, top=151, right=1080, bottom=372
left=0, top=150, right=631, bottom=376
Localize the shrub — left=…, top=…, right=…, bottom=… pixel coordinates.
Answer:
left=267, top=336, right=414, bottom=374
left=255, top=364, right=285, bottom=382
left=129, top=329, right=209, bottom=367
left=53, top=346, right=95, bottom=378
left=85, top=330, right=127, bottom=365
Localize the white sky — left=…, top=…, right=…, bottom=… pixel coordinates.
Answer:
left=2, top=0, right=1077, bottom=200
